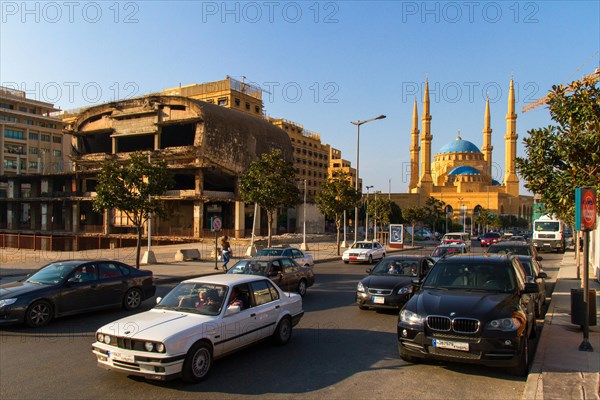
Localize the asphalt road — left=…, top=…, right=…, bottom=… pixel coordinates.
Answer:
left=0, top=245, right=563, bottom=400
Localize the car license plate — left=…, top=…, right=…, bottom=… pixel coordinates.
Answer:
left=350, top=256, right=357, bottom=260
left=109, top=351, right=135, bottom=363
left=372, top=296, right=385, bottom=304
left=432, top=339, right=469, bottom=351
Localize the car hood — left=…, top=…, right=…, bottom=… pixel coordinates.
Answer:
left=362, top=275, right=413, bottom=289
left=410, top=289, right=518, bottom=320
left=0, top=280, right=50, bottom=298
left=345, top=248, right=370, bottom=255
left=97, top=309, right=217, bottom=341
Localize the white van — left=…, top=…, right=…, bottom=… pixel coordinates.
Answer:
left=441, top=232, right=471, bottom=252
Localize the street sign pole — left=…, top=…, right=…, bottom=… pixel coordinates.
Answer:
left=210, top=216, right=223, bottom=271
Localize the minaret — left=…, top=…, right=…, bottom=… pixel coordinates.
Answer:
left=409, top=99, right=420, bottom=192
left=504, top=79, right=519, bottom=195
left=419, top=78, right=433, bottom=194
left=482, top=98, right=493, bottom=177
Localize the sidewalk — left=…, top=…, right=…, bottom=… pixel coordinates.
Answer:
left=523, top=253, right=600, bottom=400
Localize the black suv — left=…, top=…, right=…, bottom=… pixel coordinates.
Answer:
left=397, top=254, right=537, bottom=376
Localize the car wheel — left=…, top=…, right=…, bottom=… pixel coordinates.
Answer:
left=358, top=304, right=369, bottom=310
left=297, top=279, right=307, bottom=297
left=272, top=316, right=292, bottom=345
left=343, top=261, right=349, bottom=264
left=507, top=335, right=529, bottom=377
left=182, top=342, right=212, bottom=383
left=25, top=300, right=53, bottom=328
left=123, top=288, right=142, bottom=311
left=368, top=255, right=373, bottom=264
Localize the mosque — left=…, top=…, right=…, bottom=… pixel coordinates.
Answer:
left=390, top=79, right=534, bottom=231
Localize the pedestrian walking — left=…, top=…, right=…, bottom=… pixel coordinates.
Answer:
left=220, top=236, right=232, bottom=271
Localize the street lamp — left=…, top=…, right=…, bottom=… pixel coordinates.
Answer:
left=365, top=185, right=373, bottom=240
left=300, top=179, right=308, bottom=251
left=351, top=114, right=386, bottom=244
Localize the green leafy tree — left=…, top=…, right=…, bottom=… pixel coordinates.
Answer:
left=516, top=77, right=600, bottom=226
left=474, top=207, right=494, bottom=232
left=403, top=206, right=427, bottom=247
left=366, top=193, right=394, bottom=242
left=315, top=171, right=361, bottom=255
left=424, top=196, right=446, bottom=234
left=93, top=152, right=174, bottom=268
left=240, top=150, right=300, bottom=247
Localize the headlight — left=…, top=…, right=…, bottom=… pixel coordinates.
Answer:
left=156, top=343, right=166, bottom=353
left=399, top=309, right=424, bottom=325
left=103, top=335, right=111, bottom=344
left=0, top=298, right=17, bottom=308
left=97, top=333, right=104, bottom=343
left=398, top=286, right=413, bottom=295
left=357, top=282, right=366, bottom=292
left=487, top=318, right=521, bottom=331
left=144, top=342, right=154, bottom=352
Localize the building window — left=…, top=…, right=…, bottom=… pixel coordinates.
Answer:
left=255, top=105, right=260, bottom=113
left=3, top=159, right=17, bottom=169
left=245, top=102, right=250, bottom=110
left=5, top=144, right=24, bottom=154
left=0, top=115, right=18, bottom=122
left=4, top=129, right=24, bottom=140
left=206, top=99, right=214, bottom=103
left=53, top=150, right=61, bottom=157
left=52, top=136, right=62, bottom=144
left=24, top=119, right=34, bottom=125
left=29, top=147, right=39, bottom=154
left=41, top=134, right=50, bottom=142
left=29, top=132, right=38, bottom=140
left=29, top=161, right=38, bottom=169
left=217, top=97, right=228, bottom=106
left=18, top=106, right=27, bottom=112
left=0, top=103, right=14, bottom=110
left=234, top=98, right=240, bottom=106
left=29, top=108, right=37, bottom=114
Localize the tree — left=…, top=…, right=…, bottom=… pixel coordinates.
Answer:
left=424, top=196, right=446, bottom=234
left=239, top=150, right=300, bottom=247
left=315, top=171, right=361, bottom=255
left=366, top=193, right=394, bottom=242
left=474, top=207, right=495, bottom=232
left=93, top=152, right=174, bottom=269
left=516, top=77, right=600, bottom=226
left=402, top=206, right=427, bottom=247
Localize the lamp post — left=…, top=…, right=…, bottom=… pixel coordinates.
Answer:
left=365, top=185, right=373, bottom=241
left=351, top=114, right=386, bottom=244
left=300, top=179, right=308, bottom=251
left=142, top=153, right=157, bottom=264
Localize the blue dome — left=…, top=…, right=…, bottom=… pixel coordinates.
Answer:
left=438, top=136, right=481, bottom=154
left=448, top=166, right=481, bottom=176
left=492, top=179, right=501, bottom=186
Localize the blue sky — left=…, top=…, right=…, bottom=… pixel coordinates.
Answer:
left=2, top=1, right=599, bottom=194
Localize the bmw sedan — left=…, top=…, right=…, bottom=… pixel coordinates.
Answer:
left=0, top=260, right=155, bottom=327
left=397, top=254, right=538, bottom=376
left=92, top=274, right=304, bottom=382
left=356, top=256, right=434, bottom=310
left=342, top=241, right=386, bottom=264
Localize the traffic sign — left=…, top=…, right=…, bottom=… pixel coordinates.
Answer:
left=575, top=188, right=597, bottom=231
left=210, top=216, right=222, bottom=232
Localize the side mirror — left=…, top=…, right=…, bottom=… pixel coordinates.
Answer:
left=537, top=271, right=548, bottom=279
left=366, top=268, right=372, bottom=274
left=522, top=282, right=538, bottom=294
left=411, top=278, right=421, bottom=287
left=225, top=305, right=241, bottom=317
left=156, top=297, right=162, bottom=304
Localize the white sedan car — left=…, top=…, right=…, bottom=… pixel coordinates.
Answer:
left=92, top=274, right=304, bottom=382
left=342, top=241, right=386, bottom=264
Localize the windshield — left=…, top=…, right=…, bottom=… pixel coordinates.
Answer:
left=487, top=245, right=532, bottom=256
left=423, top=262, right=516, bottom=292
left=227, top=260, right=269, bottom=275
left=371, top=258, right=418, bottom=276
left=534, top=221, right=560, bottom=232
left=26, top=262, right=78, bottom=284
left=443, top=235, right=461, bottom=241
left=156, top=283, right=227, bottom=316
left=352, top=242, right=372, bottom=249
left=256, top=249, right=284, bottom=257
left=483, top=233, right=500, bottom=238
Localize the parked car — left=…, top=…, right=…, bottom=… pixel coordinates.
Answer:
left=486, top=242, right=543, bottom=263
left=480, top=232, right=502, bottom=247
left=356, top=255, right=434, bottom=310
left=227, top=256, right=314, bottom=296
left=440, top=232, right=471, bottom=251
left=508, top=235, right=528, bottom=243
left=397, top=254, right=538, bottom=376
left=254, top=246, right=314, bottom=267
left=342, top=241, right=386, bottom=264
left=516, top=255, right=548, bottom=318
left=0, top=260, right=155, bottom=328
left=92, top=274, right=303, bottom=382
left=430, top=243, right=467, bottom=262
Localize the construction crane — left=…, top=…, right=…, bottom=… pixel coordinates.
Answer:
left=522, top=67, right=600, bottom=113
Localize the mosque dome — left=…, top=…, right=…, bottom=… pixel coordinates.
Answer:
left=448, top=166, right=481, bottom=176
left=438, top=133, right=481, bottom=154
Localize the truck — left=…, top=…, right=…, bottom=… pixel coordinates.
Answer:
left=532, top=214, right=566, bottom=253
